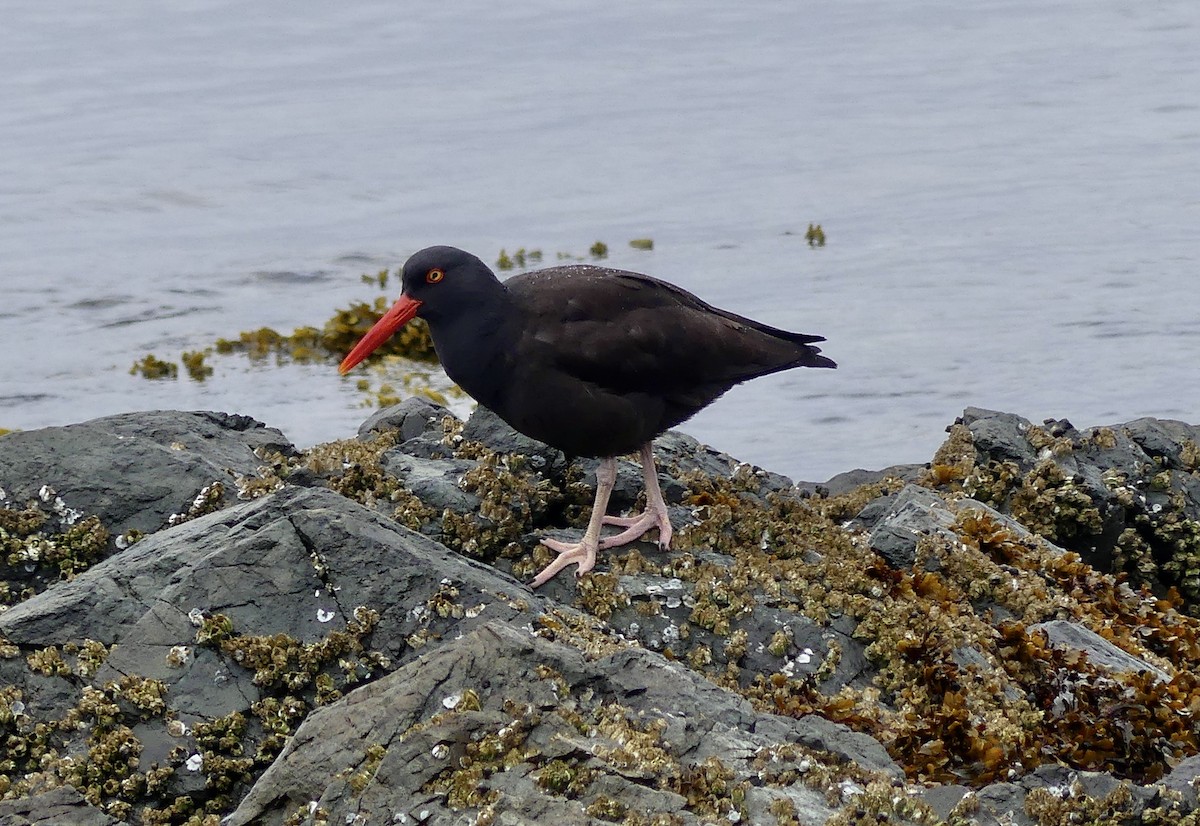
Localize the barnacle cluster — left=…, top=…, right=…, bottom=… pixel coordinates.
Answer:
left=0, top=648, right=181, bottom=821
left=1023, top=780, right=1200, bottom=826
left=1, top=496, right=110, bottom=606
left=140, top=409, right=1200, bottom=802
left=197, top=606, right=388, bottom=703
left=166, top=482, right=225, bottom=526
left=441, top=453, right=562, bottom=563
left=0, top=598, right=389, bottom=824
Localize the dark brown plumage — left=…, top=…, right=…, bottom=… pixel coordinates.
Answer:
left=340, top=245, right=834, bottom=586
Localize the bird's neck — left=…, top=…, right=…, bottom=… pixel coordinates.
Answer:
left=427, top=288, right=516, bottom=410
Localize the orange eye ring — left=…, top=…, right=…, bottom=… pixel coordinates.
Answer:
left=426, top=268, right=445, bottom=284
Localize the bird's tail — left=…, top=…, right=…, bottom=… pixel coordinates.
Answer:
left=784, top=340, right=836, bottom=370
left=798, top=348, right=837, bottom=369
left=765, top=328, right=837, bottom=370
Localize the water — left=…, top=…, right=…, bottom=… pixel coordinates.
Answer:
left=2, top=1, right=1198, bottom=482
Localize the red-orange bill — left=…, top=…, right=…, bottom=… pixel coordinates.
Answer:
left=337, top=295, right=423, bottom=374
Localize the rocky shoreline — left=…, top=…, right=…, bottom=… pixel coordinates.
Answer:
left=2, top=405, right=1200, bottom=825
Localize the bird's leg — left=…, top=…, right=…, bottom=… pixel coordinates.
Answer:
left=530, top=456, right=618, bottom=587
left=599, top=443, right=673, bottom=550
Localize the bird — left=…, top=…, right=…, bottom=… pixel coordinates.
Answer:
left=339, top=246, right=835, bottom=587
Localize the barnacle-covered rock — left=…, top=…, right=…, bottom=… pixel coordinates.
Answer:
left=930, top=407, right=1200, bottom=613
left=5, top=406, right=1200, bottom=825
left=224, top=621, right=897, bottom=826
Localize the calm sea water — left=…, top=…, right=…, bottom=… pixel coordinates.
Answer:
left=2, top=1, right=1198, bottom=481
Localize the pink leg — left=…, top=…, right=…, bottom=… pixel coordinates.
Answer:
left=530, top=456, right=617, bottom=587
left=599, top=443, right=673, bottom=550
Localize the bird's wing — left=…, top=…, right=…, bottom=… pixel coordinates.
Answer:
left=506, top=267, right=827, bottom=397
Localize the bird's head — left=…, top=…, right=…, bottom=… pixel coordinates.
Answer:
left=337, top=245, right=496, bottom=374
left=397, top=246, right=494, bottom=318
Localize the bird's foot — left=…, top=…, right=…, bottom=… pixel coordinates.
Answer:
left=529, top=537, right=599, bottom=588
left=600, top=504, right=673, bottom=550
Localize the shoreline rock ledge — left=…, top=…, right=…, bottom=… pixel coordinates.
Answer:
left=2, top=404, right=1200, bottom=825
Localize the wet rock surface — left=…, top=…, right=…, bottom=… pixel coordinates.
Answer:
left=3, top=406, right=1200, bottom=824
left=0, top=411, right=294, bottom=540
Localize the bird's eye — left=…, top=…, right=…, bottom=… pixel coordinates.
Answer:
left=426, top=268, right=445, bottom=284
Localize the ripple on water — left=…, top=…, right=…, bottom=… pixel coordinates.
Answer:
left=0, top=393, right=54, bottom=408
left=251, top=270, right=336, bottom=285
left=66, top=296, right=134, bottom=311
left=99, top=305, right=220, bottom=329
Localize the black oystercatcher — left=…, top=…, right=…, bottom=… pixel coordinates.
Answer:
left=339, top=246, right=835, bottom=587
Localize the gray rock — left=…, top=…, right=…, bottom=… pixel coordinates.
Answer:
left=0, top=409, right=294, bottom=544
left=392, top=431, right=458, bottom=460
left=971, top=780, right=1033, bottom=826
left=387, top=412, right=698, bottom=559
left=963, top=765, right=1161, bottom=826
left=1123, top=417, right=1200, bottom=470
left=1031, top=619, right=1172, bottom=683
left=855, top=482, right=1073, bottom=572
left=656, top=429, right=795, bottom=499
left=226, top=621, right=898, bottom=826
left=806, top=463, right=926, bottom=497
left=961, top=407, right=1039, bottom=466
left=355, top=395, right=450, bottom=441
left=462, top=405, right=568, bottom=477
left=654, top=430, right=739, bottom=480
left=610, top=571, right=872, bottom=695
left=0, top=785, right=121, bottom=826
left=1, top=485, right=530, bottom=659
left=863, top=484, right=959, bottom=569
left=9, top=405, right=1200, bottom=826
left=917, top=783, right=971, bottom=820
left=1162, top=753, right=1200, bottom=808
left=786, top=711, right=901, bottom=778
left=457, top=409, right=704, bottom=516
left=381, top=452, right=481, bottom=513
left=0, top=485, right=535, bottom=813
